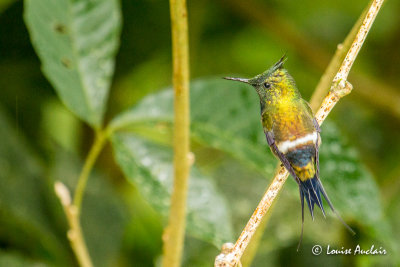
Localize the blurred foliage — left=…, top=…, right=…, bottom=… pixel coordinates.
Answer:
left=24, top=0, right=121, bottom=127
left=0, top=0, right=400, bottom=266
left=112, top=133, right=234, bottom=247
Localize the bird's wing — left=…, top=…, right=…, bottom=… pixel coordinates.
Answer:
left=313, top=118, right=321, bottom=179
left=265, top=130, right=301, bottom=184
left=300, top=98, right=322, bottom=178
left=301, top=99, right=314, bottom=117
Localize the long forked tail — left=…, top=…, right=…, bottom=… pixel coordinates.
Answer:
left=297, top=175, right=355, bottom=251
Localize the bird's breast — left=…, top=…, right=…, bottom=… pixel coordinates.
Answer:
left=264, top=102, right=317, bottom=154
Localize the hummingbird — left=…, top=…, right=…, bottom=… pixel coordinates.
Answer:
left=224, top=56, right=354, bottom=249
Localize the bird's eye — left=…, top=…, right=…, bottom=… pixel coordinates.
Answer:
left=263, top=83, right=271, bottom=89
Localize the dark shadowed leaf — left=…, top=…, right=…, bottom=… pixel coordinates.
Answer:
left=0, top=107, right=127, bottom=267
left=0, top=108, right=72, bottom=266
left=24, top=0, right=121, bottom=127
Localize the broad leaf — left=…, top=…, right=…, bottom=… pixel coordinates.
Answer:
left=319, top=122, right=382, bottom=224
left=112, top=134, right=233, bottom=247
left=111, top=78, right=382, bottom=230
left=110, top=79, right=276, bottom=176
left=24, top=0, right=121, bottom=127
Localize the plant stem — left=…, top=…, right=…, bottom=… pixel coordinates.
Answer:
left=240, top=169, right=280, bottom=267
left=334, top=2, right=384, bottom=82
left=225, top=0, right=400, bottom=120
left=222, top=0, right=329, bottom=70
left=162, top=0, right=190, bottom=266
left=55, top=182, right=93, bottom=267
left=55, top=128, right=109, bottom=267
left=215, top=1, right=384, bottom=266
left=215, top=167, right=289, bottom=267
left=309, top=1, right=370, bottom=111
left=73, top=129, right=108, bottom=211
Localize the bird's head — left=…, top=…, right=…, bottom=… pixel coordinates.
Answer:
left=224, top=55, right=298, bottom=102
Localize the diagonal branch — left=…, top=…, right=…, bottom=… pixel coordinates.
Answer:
left=55, top=182, right=93, bottom=267
left=225, top=0, right=400, bottom=119
left=215, top=1, right=384, bottom=266
left=308, top=3, right=368, bottom=111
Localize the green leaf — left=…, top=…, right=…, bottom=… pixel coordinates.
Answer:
left=318, top=122, right=382, bottom=224
left=110, top=78, right=383, bottom=231
left=24, top=0, right=121, bottom=127
left=111, top=134, right=233, bottom=247
left=276, top=121, right=383, bottom=229
left=110, top=79, right=276, bottom=176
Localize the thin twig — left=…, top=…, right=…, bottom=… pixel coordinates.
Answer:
left=215, top=1, right=384, bottom=266
left=162, top=0, right=191, bottom=266
left=56, top=128, right=109, bottom=267
left=55, top=182, right=93, bottom=267
left=221, top=0, right=329, bottom=70
left=73, top=130, right=107, bottom=211
left=215, top=167, right=289, bottom=267
left=309, top=1, right=370, bottom=111
left=239, top=163, right=281, bottom=267
left=334, top=1, right=383, bottom=82
left=225, top=0, right=400, bottom=119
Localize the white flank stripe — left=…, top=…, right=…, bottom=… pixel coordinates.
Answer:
left=276, top=132, right=317, bottom=154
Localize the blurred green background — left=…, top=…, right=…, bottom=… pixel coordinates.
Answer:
left=0, top=0, right=399, bottom=266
